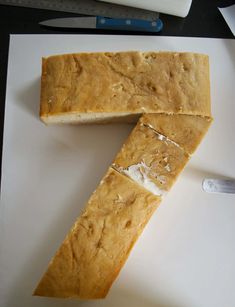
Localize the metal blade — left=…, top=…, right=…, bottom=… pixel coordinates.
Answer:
left=202, top=178, right=235, bottom=194
left=39, top=17, right=96, bottom=29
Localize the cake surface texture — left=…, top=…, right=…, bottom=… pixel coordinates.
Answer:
left=35, top=51, right=212, bottom=299
left=40, top=51, right=211, bottom=124
left=34, top=168, right=161, bottom=298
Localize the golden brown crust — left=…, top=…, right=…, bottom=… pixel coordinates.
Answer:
left=113, top=121, right=189, bottom=193
left=35, top=51, right=212, bottom=300
left=34, top=168, right=161, bottom=299
left=39, top=58, right=47, bottom=118
left=40, top=51, right=211, bottom=123
left=140, top=113, right=213, bottom=155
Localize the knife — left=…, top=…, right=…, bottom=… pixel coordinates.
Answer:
left=202, top=178, right=235, bottom=194
left=39, top=16, right=163, bottom=32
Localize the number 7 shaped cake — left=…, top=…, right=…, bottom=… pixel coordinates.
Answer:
left=34, top=51, right=212, bottom=299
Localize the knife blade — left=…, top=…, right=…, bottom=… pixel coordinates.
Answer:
left=202, top=178, right=235, bottom=194
left=39, top=16, right=163, bottom=32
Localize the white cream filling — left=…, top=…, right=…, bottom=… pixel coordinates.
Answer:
left=142, top=123, right=182, bottom=149
left=164, top=164, right=171, bottom=172
left=157, top=133, right=164, bottom=141
left=116, top=161, right=166, bottom=196
left=155, top=130, right=181, bottom=148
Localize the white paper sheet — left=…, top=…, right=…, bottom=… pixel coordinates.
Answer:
left=219, top=4, right=235, bottom=36
left=1, top=35, right=235, bottom=307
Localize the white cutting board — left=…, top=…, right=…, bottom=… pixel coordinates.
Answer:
left=97, top=0, right=192, bottom=17
left=0, top=35, right=235, bottom=307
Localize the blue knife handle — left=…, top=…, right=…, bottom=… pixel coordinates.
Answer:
left=96, top=16, right=163, bottom=32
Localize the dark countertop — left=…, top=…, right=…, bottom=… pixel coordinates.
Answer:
left=0, top=0, right=234, bottom=184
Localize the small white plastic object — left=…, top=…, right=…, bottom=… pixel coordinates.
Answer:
left=97, top=0, right=193, bottom=17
